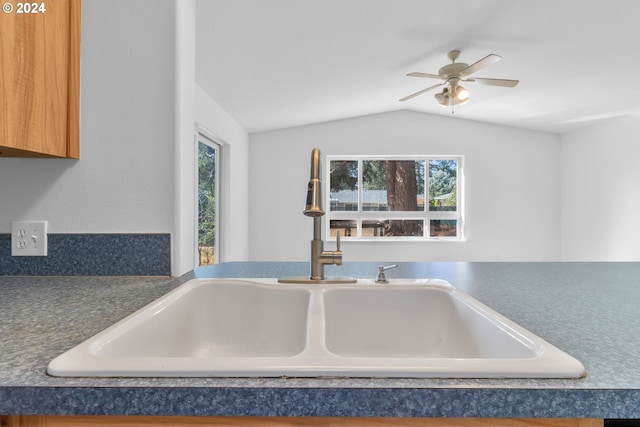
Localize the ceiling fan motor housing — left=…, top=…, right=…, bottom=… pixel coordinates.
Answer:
left=438, top=63, right=469, bottom=80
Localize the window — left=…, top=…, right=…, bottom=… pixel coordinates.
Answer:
left=197, top=134, right=222, bottom=265
left=327, top=156, right=463, bottom=240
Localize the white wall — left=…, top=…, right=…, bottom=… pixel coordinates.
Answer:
left=249, top=110, right=561, bottom=262
left=174, top=0, right=249, bottom=274
left=194, top=84, right=249, bottom=262
left=174, top=0, right=196, bottom=275
left=2, top=0, right=633, bottom=269
left=0, top=0, right=250, bottom=275
left=561, top=115, right=640, bottom=261
left=0, top=0, right=176, bottom=235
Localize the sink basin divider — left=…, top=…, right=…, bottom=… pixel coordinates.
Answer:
left=303, top=290, right=328, bottom=356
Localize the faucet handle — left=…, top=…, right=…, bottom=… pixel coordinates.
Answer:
left=376, top=264, right=398, bottom=284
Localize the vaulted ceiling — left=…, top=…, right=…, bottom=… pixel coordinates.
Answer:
left=195, top=0, right=640, bottom=134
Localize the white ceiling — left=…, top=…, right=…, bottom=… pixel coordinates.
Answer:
left=195, top=0, right=640, bottom=135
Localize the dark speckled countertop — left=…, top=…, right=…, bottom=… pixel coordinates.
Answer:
left=1, top=262, right=640, bottom=418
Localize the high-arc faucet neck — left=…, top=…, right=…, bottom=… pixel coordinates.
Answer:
left=309, top=147, right=321, bottom=181
left=278, top=148, right=356, bottom=284
left=303, top=147, right=325, bottom=217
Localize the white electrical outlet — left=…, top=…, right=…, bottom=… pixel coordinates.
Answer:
left=11, top=221, right=48, bottom=256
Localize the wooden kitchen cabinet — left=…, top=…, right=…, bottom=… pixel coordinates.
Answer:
left=0, top=0, right=81, bottom=158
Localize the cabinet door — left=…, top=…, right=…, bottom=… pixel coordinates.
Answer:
left=0, top=0, right=81, bottom=158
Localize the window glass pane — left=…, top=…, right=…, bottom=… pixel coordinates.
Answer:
left=363, top=160, right=424, bottom=212
left=430, top=219, right=457, bottom=237
left=362, top=160, right=386, bottom=211
left=198, top=141, right=218, bottom=266
left=362, top=220, right=386, bottom=237
left=330, top=219, right=357, bottom=238
left=329, top=160, right=358, bottom=211
left=364, top=219, right=424, bottom=237
left=429, top=159, right=457, bottom=212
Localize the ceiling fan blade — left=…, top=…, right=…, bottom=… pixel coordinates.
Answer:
left=459, top=54, right=502, bottom=78
left=466, top=77, right=519, bottom=87
left=399, top=83, right=443, bottom=102
left=407, top=72, right=442, bottom=79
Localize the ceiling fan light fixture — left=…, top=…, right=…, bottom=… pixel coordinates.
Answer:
left=455, top=85, right=469, bottom=101
left=435, top=85, right=469, bottom=108
left=435, top=89, right=450, bottom=107
left=454, top=91, right=469, bottom=106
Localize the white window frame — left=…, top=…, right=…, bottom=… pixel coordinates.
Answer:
left=195, top=131, right=223, bottom=266
left=325, top=155, right=464, bottom=242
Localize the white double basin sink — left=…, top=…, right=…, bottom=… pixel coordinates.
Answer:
left=47, top=278, right=585, bottom=378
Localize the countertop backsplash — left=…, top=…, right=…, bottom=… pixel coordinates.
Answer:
left=0, top=233, right=171, bottom=276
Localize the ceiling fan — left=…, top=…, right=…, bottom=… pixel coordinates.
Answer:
left=399, top=50, right=519, bottom=108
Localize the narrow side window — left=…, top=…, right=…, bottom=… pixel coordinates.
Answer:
left=197, top=134, right=222, bottom=265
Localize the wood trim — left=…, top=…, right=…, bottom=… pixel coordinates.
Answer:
left=0, top=416, right=605, bottom=427
left=66, top=0, right=81, bottom=159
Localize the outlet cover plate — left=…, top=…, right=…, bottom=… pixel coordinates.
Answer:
left=11, top=221, right=48, bottom=256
